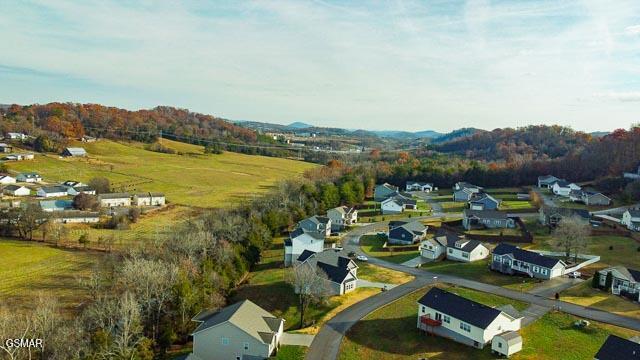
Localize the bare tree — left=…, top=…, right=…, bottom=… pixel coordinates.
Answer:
left=0, top=307, right=32, bottom=360
left=287, top=262, right=331, bottom=328
left=552, top=216, right=590, bottom=262
left=16, top=203, right=48, bottom=241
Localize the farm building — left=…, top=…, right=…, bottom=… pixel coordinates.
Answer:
left=98, top=193, right=132, bottom=207
left=133, top=192, right=166, bottom=206
left=3, top=185, right=30, bottom=196
left=61, top=147, right=87, bottom=157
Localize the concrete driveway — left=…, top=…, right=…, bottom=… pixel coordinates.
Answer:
left=281, top=332, right=315, bottom=347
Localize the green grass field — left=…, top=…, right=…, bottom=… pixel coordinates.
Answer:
left=561, top=281, right=640, bottom=320
left=339, top=284, right=638, bottom=360
left=7, top=139, right=316, bottom=208
left=339, top=285, right=527, bottom=360
left=360, top=234, right=420, bottom=264
left=0, top=239, right=101, bottom=311
left=272, top=345, right=307, bottom=359
left=421, top=259, right=541, bottom=291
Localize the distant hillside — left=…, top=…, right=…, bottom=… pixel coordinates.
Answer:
left=1, top=102, right=258, bottom=144
left=432, top=125, right=592, bottom=161
left=431, top=128, right=482, bottom=144
left=287, top=121, right=314, bottom=129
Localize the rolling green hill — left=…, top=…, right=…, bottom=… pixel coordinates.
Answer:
left=6, top=138, right=317, bottom=207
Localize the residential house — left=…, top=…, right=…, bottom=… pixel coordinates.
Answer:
left=3, top=185, right=30, bottom=196
left=4, top=153, right=34, bottom=161
left=81, top=135, right=97, bottom=142
left=98, top=193, right=132, bottom=207
left=569, top=190, right=612, bottom=206
left=417, top=287, right=522, bottom=349
left=539, top=206, right=590, bottom=227
left=133, top=192, right=166, bottom=206
left=0, top=143, right=12, bottom=153
left=462, top=209, right=515, bottom=230
left=37, top=185, right=70, bottom=198
left=284, top=228, right=325, bottom=267
left=0, top=175, right=16, bottom=184
left=326, top=206, right=358, bottom=231
left=623, top=164, right=640, bottom=180
left=621, top=209, right=640, bottom=232
left=374, top=183, right=399, bottom=201
left=594, top=335, right=640, bottom=360
left=406, top=181, right=434, bottom=192
left=468, top=193, right=501, bottom=210
left=6, top=132, right=28, bottom=140
left=62, top=180, right=86, bottom=188
left=551, top=180, right=581, bottom=196
left=16, top=172, right=42, bottom=183
left=537, top=175, right=563, bottom=188
left=420, top=230, right=458, bottom=261
left=597, top=266, right=640, bottom=302
left=296, top=249, right=358, bottom=295
left=490, top=243, right=566, bottom=279
left=452, top=182, right=483, bottom=202
left=388, top=220, right=428, bottom=245
left=61, top=147, right=87, bottom=157
left=67, top=186, right=96, bottom=196
left=298, top=215, right=331, bottom=238
left=40, top=199, right=73, bottom=212
left=381, top=194, right=417, bottom=214
left=446, top=237, right=489, bottom=263
left=188, top=299, right=284, bottom=360
left=491, top=331, right=523, bottom=358
left=53, top=211, right=100, bottom=224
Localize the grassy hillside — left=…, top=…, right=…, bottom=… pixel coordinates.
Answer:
left=0, top=239, right=101, bottom=312
left=6, top=138, right=316, bottom=207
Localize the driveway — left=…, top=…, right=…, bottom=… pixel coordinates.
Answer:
left=305, top=219, right=640, bottom=360
left=400, top=255, right=429, bottom=267
left=528, top=277, right=583, bottom=298
left=281, top=333, right=315, bottom=347
left=357, top=279, right=398, bottom=290
left=531, top=188, right=555, bottom=207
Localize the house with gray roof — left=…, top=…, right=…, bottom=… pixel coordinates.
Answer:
left=491, top=243, right=566, bottom=279
left=52, top=211, right=100, bottom=224
left=462, top=209, right=515, bottom=230
left=298, top=215, right=331, bottom=238
left=597, top=266, right=640, bottom=302
left=296, top=249, right=358, bottom=295
left=98, top=193, right=132, bottom=207
left=3, top=184, right=30, bottom=196
left=552, top=180, right=581, bottom=197
left=539, top=206, right=590, bottom=227
left=0, top=143, right=12, bottom=153
left=16, top=172, right=42, bottom=183
left=420, top=229, right=489, bottom=263
left=36, top=185, right=70, bottom=198
left=61, top=147, right=87, bottom=157
left=187, top=299, right=284, bottom=360
left=133, top=192, right=166, bottom=206
left=406, top=181, right=434, bottom=192
left=388, top=220, right=428, bottom=245
left=374, top=182, right=399, bottom=201
left=621, top=209, right=640, bottom=232
left=468, top=193, right=501, bottom=211
left=492, top=331, right=523, bottom=357
left=569, top=189, right=611, bottom=206
left=417, top=287, right=522, bottom=349
left=452, top=182, right=483, bottom=202
left=381, top=194, right=417, bottom=214
left=326, top=206, right=357, bottom=231
left=537, top=175, right=563, bottom=188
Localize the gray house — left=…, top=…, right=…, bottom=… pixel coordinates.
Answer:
left=188, top=300, right=284, bottom=360
left=490, top=243, right=566, bottom=279
left=597, top=266, right=640, bottom=301
left=374, top=183, right=399, bottom=201
left=468, top=193, right=501, bottom=210
left=537, top=175, right=563, bottom=188
left=298, top=215, right=331, bottom=238
left=296, top=249, right=358, bottom=295
left=569, top=190, right=611, bottom=206
left=453, top=182, right=483, bottom=202
left=538, top=206, right=590, bottom=227
left=388, top=220, right=428, bottom=245
left=462, top=209, right=515, bottom=230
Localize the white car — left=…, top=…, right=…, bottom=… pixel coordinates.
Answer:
left=568, top=271, right=581, bottom=278
left=356, top=255, right=368, bottom=261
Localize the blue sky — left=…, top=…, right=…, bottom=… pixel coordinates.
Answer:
left=1, top=0, right=639, bottom=132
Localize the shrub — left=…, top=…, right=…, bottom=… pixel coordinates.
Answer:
left=73, top=193, right=99, bottom=210
left=128, top=207, right=141, bottom=223
left=107, top=214, right=130, bottom=230
left=145, top=142, right=176, bottom=154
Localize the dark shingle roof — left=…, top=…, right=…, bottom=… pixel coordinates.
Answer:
left=40, top=185, right=69, bottom=193
left=493, top=243, right=561, bottom=268
left=595, top=335, right=640, bottom=360
left=463, top=209, right=510, bottom=220
left=99, top=192, right=131, bottom=199
left=298, top=249, right=355, bottom=284
left=418, top=287, right=502, bottom=329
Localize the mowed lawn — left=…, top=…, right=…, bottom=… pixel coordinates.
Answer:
left=339, top=285, right=527, bottom=360
left=561, top=281, right=640, bottom=320
left=0, top=239, right=101, bottom=311
left=360, top=234, right=420, bottom=264
left=339, top=285, right=639, bottom=360
left=7, top=139, right=316, bottom=207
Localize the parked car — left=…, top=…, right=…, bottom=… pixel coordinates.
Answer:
left=356, top=255, right=368, bottom=261
left=568, top=271, right=581, bottom=278
left=347, top=251, right=356, bottom=258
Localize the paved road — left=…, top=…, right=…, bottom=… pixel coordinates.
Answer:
left=306, top=217, right=640, bottom=360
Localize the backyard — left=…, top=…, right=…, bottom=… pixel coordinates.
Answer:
left=360, top=234, right=420, bottom=264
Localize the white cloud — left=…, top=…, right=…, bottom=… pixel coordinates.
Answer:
left=594, top=91, right=640, bottom=102
left=625, top=24, right=640, bottom=35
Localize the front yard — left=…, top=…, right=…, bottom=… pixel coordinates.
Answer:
left=360, top=234, right=420, bottom=264
left=338, top=284, right=639, bottom=360
left=339, top=285, right=527, bottom=360
left=561, top=281, right=640, bottom=320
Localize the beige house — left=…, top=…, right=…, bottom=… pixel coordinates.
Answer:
left=187, top=300, right=284, bottom=360
left=133, top=192, right=166, bottom=206
left=327, top=206, right=358, bottom=231
left=98, top=193, right=132, bottom=207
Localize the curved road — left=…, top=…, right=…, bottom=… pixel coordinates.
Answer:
left=305, top=217, right=640, bottom=360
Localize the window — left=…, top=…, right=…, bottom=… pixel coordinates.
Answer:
left=435, top=312, right=442, bottom=321
left=221, top=337, right=229, bottom=346
left=422, top=306, right=426, bottom=313
left=448, top=248, right=453, bottom=254
left=498, top=342, right=502, bottom=348
left=459, top=322, right=471, bottom=332
left=533, top=266, right=540, bottom=273
left=542, top=268, right=548, bottom=275
left=494, top=255, right=500, bottom=261
left=243, top=342, right=249, bottom=351
left=443, top=315, right=450, bottom=324
left=462, top=253, right=469, bottom=258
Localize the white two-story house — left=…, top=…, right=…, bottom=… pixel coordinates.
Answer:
left=327, top=206, right=358, bottom=231
left=284, top=227, right=325, bottom=267
left=551, top=180, right=581, bottom=197
left=417, top=287, right=522, bottom=350
left=621, top=209, right=640, bottom=232
left=420, top=230, right=488, bottom=263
